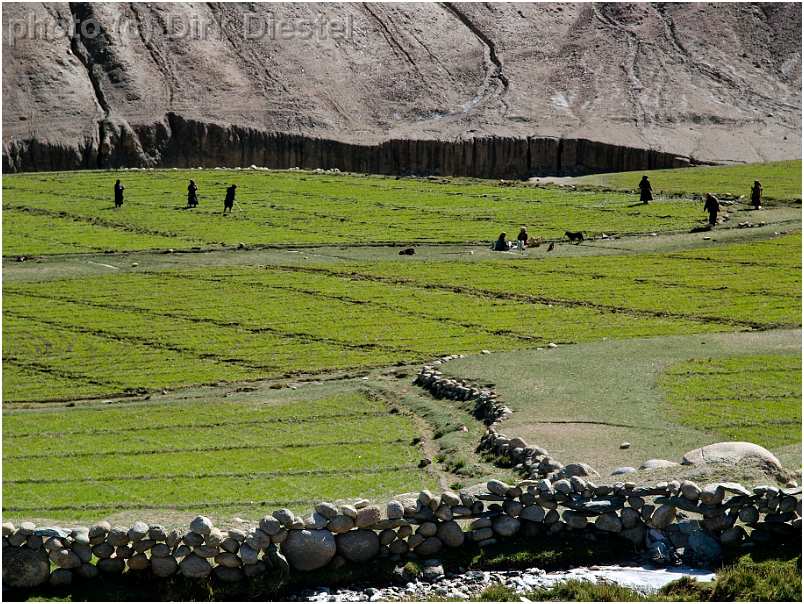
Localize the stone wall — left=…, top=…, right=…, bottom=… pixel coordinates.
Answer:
left=4, top=478, right=800, bottom=592
left=2, top=113, right=692, bottom=178
left=4, top=358, right=801, bottom=593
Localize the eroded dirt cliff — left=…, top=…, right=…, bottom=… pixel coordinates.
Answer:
left=2, top=2, right=801, bottom=174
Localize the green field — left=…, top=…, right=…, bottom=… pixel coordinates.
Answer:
left=577, top=160, right=802, bottom=201
left=2, top=388, right=437, bottom=522
left=661, top=354, right=802, bottom=448
left=4, top=233, right=799, bottom=403
left=3, top=162, right=801, bottom=525
left=4, top=163, right=800, bottom=256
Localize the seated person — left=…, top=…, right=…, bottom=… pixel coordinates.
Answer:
left=493, top=232, right=510, bottom=251
left=517, top=226, right=529, bottom=248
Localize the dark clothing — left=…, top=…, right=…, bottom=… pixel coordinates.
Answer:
left=639, top=178, right=653, bottom=203
left=493, top=238, right=509, bottom=251
left=223, top=186, right=236, bottom=212
left=751, top=183, right=762, bottom=209
left=517, top=232, right=528, bottom=244
left=704, top=195, right=720, bottom=225
left=114, top=183, right=124, bottom=208
left=187, top=183, right=198, bottom=208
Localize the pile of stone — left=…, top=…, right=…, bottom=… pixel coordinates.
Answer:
left=478, top=426, right=575, bottom=480
left=413, top=366, right=512, bottom=424
left=4, top=478, right=800, bottom=592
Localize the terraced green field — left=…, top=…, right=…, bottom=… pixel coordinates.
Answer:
left=578, top=160, right=802, bottom=201
left=5, top=233, right=799, bottom=403
left=3, top=161, right=801, bottom=526
left=661, top=354, right=802, bottom=448
left=2, top=389, right=436, bottom=522
left=5, top=165, right=788, bottom=256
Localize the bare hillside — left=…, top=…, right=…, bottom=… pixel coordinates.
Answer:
left=2, top=2, right=801, bottom=173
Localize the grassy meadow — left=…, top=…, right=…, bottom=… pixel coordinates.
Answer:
left=577, top=160, right=802, bottom=201
left=2, top=160, right=801, bottom=525
left=2, top=388, right=437, bottom=522
left=4, top=162, right=800, bottom=257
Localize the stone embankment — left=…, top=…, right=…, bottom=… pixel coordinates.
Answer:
left=4, top=478, right=800, bottom=592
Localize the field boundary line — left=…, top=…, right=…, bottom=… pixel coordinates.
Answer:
left=3, top=437, right=411, bottom=460
left=4, top=463, right=421, bottom=485
left=5, top=410, right=392, bottom=438
left=5, top=290, right=423, bottom=356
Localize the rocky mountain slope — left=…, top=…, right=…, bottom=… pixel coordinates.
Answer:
left=2, top=2, right=801, bottom=174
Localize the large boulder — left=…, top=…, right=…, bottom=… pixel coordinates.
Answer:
left=436, top=521, right=465, bottom=548
left=685, top=531, right=722, bottom=567
left=3, top=547, right=50, bottom=588
left=682, top=442, right=781, bottom=468
left=282, top=529, right=336, bottom=571
left=336, top=530, right=379, bottom=563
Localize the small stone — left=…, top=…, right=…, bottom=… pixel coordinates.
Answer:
left=259, top=516, right=281, bottom=536
left=88, top=521, right=110, bottom=539
left=328, top=515, right=355, bottom=534
left=128, top=553, right=150, bottom=571
left=620, top=442, right=631, bottom=449
left=492, top=515, right=520, bottom=537
left=49, top=568, right=73, bottom=587
left=273, top=508, right=295, bottom=527
left=315, top=502, right=339, bottom=519
left=336, top=529, right=380, bottom=563
left=386, top=500, right=404, bottom=520
left=415, top=536, right=443, bottom=557
left=681, top=480, right=701, bottom=501
left=355, top=505, right=382, bottom=528
left=189, top=516, right=213, bottom=536
left=180, top=554, right=212, bottom=578
left=611, top=467, right=637, bottom=476
left=128, top=521, right=148, bottom=541
left=437, top=521, right=464, bottom=548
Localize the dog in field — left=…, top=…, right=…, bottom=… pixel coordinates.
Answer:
left=564, top=230, right=585, bottom=244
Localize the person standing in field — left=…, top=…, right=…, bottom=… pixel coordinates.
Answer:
left=187, top=180, right=199, bottom=208
left=223, top=184, right=237, bottom=214
left=639, top=175, right=653, bottom=204
left=704, top=192, right=720, bottom=226
left=751, top=180, right=763, bottom=210
left=114, top=179, right=124, bottom=208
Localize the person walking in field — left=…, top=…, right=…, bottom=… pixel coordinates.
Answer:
left=704, top=192, right=721, bottom=226
left=751, top=180, right=763, bottom=210
left=639, top=175, right=653, bottom=204
left=187, top=180, right=199, bottom=208
left=114, top=179, right=125, bottom=208
left=223, top=184, right=237, bottom=214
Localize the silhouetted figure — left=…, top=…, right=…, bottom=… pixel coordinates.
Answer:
left=751, top=180, right=763, bottom=210
left=493, top=232, right=510, bottom=251
left=187, top=180, right=198, bottom=208
left=704, top=193, right=720, bottom=226
left=517, top=226, right=529, bottom=248
left=639, top=175, right=653, bottom=204
left=114, top=179, right=124, bottom=208
left=223, top=184, right=237, bottom=214
left=547, top=242, right=555, bottom=252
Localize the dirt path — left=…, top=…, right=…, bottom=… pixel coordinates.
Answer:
left=4, top=217, right=799, bottom=283
left=438, top=329, right=802, bottom=475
